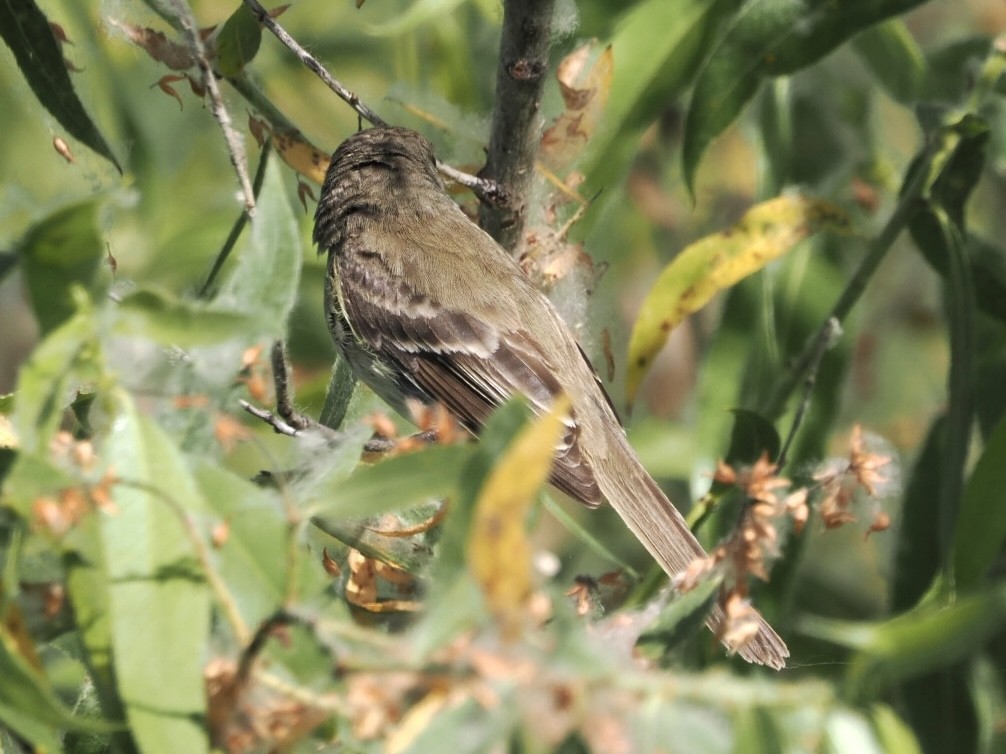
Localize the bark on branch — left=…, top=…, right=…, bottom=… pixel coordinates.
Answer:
left=479, top=0, right=557, bottom=254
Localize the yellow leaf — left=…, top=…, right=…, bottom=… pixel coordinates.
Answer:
left=385, top=688, right=450, bottom=754
left=273, top=129, right=330, bottom=185
left=467, top=397, right=570, bottom=639
left=626, top=195, right=848, bottom=405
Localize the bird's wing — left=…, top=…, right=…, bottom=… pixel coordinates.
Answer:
left=334, top=227, right=604, bottom=506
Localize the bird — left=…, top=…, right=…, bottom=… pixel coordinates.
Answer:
left=313, top=125, right=788, bottom=669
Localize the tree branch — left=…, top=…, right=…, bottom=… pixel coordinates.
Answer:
left=479, top=0, right=557, bottom=252
left=169, top=0, right=256, bottom=213
left=240, top=0, right=504, bottom=204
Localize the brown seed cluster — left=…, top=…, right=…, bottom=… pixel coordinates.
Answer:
left=675, top=424, right=894, bottom=652
left=31, top=431, right=118, bottom=537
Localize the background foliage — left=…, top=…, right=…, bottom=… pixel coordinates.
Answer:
left=1, top=0, right=1006, bottom=752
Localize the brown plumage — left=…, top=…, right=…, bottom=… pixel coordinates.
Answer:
left=314, top=126, right=788, bottom=669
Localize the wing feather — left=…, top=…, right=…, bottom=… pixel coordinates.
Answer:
left=337, top=243, right=603, bottom=505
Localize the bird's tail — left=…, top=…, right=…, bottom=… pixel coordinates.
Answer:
left=593, top=434, right=789, bottom=670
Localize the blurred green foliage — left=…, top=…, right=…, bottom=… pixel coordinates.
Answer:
left=1, top=0, right=1006, bottom=752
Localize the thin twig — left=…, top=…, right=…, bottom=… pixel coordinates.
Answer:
left=436, top=160, right=510, bottom=206
left=169, top=0, right=256, bottom=213
left=479, top=0, right=558, bottom=252
left=240, top=0, right=505, bottom=205
left=199, top=140, right=272, bottom=298
left=240, top=399, right=301, bottom=436
left=242, top=0, right=386, bottom=127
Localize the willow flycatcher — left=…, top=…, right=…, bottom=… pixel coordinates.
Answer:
left=314, top=126, right=788, bottom=668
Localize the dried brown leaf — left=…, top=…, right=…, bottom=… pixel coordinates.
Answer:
left=53, top=135, right=75, bottom=166
left=111, top=19, right=194, bottom=70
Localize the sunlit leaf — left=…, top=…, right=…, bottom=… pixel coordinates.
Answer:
left=626, top=195, right=847, bottom=404
left=732, top=706, right=787, bottom=754
left=11, top=306, right=100, bottom=453
left=64, top=511, right=135, bottom=753
left=682, top=0, right=928, bottom=194
left=467, top=397, right=569, bottom=637
left=581, top=0, right=741, bottom=193
left=113, top=287, right=257, bottom=346
left=969, top=655, right=1006, bottom=754
left=365, top=0, right=468, bottom=37
left=192, top=460, right=289, bottom=626
left=101, top=390, right=211, bottom=754
left=0, top=0, right=121, bottom=171
left=310, top=442, right=474, bottom=524
left=210, top=156, right=302, bottom=335
left=0, top=621, right=121, bottom=749
left=870, top=704, right=923, bottom=754
left=18, top=200, right=105, bottom=335
left=215, top=4, right=261, bottom=78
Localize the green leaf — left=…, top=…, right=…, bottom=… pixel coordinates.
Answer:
left=891, top=417, right=944, bottom=611
left=100, top=390, right=211, bottom=754
left=852, top=20, right=925, bottom=104
left=64, top=513, right=138, bottom=754
left=18, top=200, right=105, bottom=335
left=870, top=704, right=922, bottom=754
left=542, top=495, right=639, bottom=579
left=310, top=443, right=476, bottom=525
left=975, top=332, right=1006, bottom=438
left=724, top=408, right=780, bottom=466
left=215, top=3, right=262, bottom=78
left=923, top=37, right=1006, bottom=102
left=635, top=576, right=720, bottom=659
left=756, top=78, right=793, bottom=195
left=11, top=307, right=100, bottom=453
left=0, top=0, right=121, bottom=172
left=582, top=0, right=741, bottom=193
left=211, top=157, right=302, bottom=337
left=0, top=624, right=121, bottom=748
left=626, top=195, right=846, bottom=404
left=682, top=0, right=928, bottom=194
left=1, top=451, right=78, bottom=517
left=801, top=584, right=1006, bottom=696
left=906, top=115, right=1006, bottom=324
left=952, top=415, right=1006, bottom=590
left=113, top=287, right=258, bottom=346
left=191, top=460, right=288, bottom=625
left=970, top=655, right=1006, bottom=754
left=365, top=0, right=468, bottom=37
left=731, top=706, right=786, bottom=754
